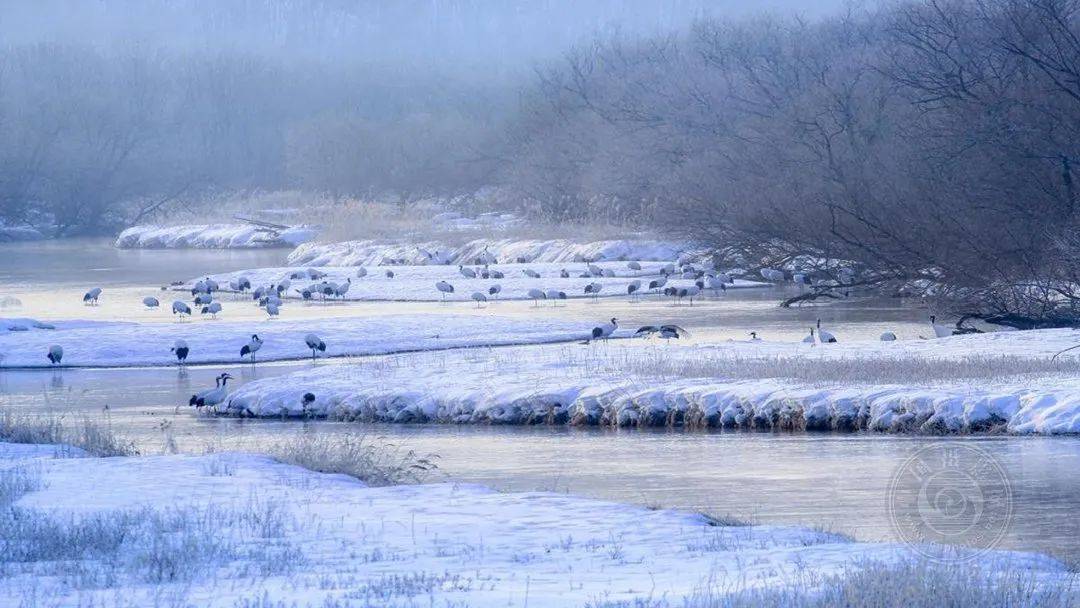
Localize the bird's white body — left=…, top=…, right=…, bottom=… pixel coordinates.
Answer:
left=265, top=301, right=280, bottom=318
left=241, top=335, right=264, bottom=362
left=523, top=269, right=541, bottom=279
left=930, top=316, right=952, bottom=339
left=172, top=300, right=192, bottom=320
left=679, top=285, right=700, bottom=304
left=304, top=333, right=326, bottom=360
left=356, top=267, right=368, bottom=278
left=488, top=284, right=502, bottom=298
left=545, top=289, right=566, bottom=305
left=201, top=302, right=223, bottom=318
left=471, top=291, right=488, bottom=306
left=880, top=332, right=898, bottom=341
left=527, top=288, right=546, bottom=305
left=435, top=281, right=455, bottom=299
left=334, top=279, right=351, bottom=298
left=83, top=287, right=102, bottom=305
left=588, top=318, right=618, bottom=342
left=143, top=297, right=159, bottom=309
left=189, top=373, right=233, bottom=410
left=459, top=265, right=477, bottom=279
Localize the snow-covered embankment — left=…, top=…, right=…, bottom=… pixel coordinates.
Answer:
left=223, top=330, right=1080, bottom=434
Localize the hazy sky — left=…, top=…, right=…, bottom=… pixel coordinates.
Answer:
left=1, top=0, right=867, bottom=72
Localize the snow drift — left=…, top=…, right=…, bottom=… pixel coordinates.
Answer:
left=115, top=224, right=318, bottom=249
left=3, top=442, right=1068, bottom=607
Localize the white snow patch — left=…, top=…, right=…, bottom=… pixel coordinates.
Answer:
left=0, top=315, right=597, bottom=368
left=115, top=223, right=319, bottom=249
left=0, top=442, right=86, bottom=461
left=0, top=225, right=45, bottom=241
left=1, top=444, right=1066, bottom=606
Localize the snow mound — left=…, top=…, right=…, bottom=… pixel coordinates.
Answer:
left=0, top=315, right=596, bottom=368
left=3, top=444, right=1066, bottom=606
left=181, top=262, right=764, bottom=302
left=0, top=225, right=45, bottom=242
left=115, top=223, right=318, bottom=249
left=289, top=237, right=690, bottom=266
left=225, top=331, right=1080, bottom=434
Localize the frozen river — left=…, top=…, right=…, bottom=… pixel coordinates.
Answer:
left=2, top=238, right=1079, bottom=562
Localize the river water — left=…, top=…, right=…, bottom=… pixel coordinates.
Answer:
left=2, top=238, right=1078, bottom=562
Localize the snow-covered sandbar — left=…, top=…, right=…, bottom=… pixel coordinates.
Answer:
left=1, top=442, right=1068, bottom=607
left=223, top=329, right=1080, bottom=434
left=0, top=315, right=598, bottom=368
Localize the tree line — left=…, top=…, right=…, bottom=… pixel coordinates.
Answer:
left=500, top=0, right=1080, bottom=328
left=4, top=0, right=1080, bottom=326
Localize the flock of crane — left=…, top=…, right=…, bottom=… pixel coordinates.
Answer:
left=51, top=257, right=965, bottom=414
left=82, top=259, right=740, bottom=326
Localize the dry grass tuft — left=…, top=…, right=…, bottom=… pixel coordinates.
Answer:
left=0, top=410, right=138, bottom=457
left=266, top=431, right=438, bottom=486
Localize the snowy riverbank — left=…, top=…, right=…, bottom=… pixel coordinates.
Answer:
left=288, top=237, right=692, bottom=266
left=223, top=330, right=1080, bottom=434
left=180, top=262, right=764, bottom=302
left=115, top=223, right=318, bottom=249
left=0, top=442, right=1069, bottom=607
left=0, top=315, right=596, bottom=368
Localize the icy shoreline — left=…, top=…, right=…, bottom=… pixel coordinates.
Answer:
left=223, top=331, right=1080, bottom=434
left=1, top=441, right=1069, bottom=606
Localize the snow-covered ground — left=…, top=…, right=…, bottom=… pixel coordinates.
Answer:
left=289, top=237, right=691, bottom=267
left=0, top=315, right=596, bottom=368
left=223, top=329, right=1080, bottom=434
left=115, top=223, right=318, bottom=249
left=0, top=224, right=45, bottom=241
left=180, top=262, right=764, bottom=303
left=1, top=442, right=1067, bottom=607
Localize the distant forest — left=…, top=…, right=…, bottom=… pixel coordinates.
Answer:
left=3, top=0, right=1080, bottom=327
